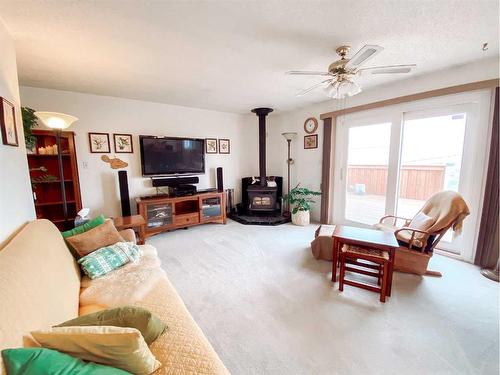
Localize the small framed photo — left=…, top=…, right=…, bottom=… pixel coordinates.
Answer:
left=0, top=97, right=18, bottom=147
left=218, top=139, right=230, bottom=154
left=304, top=134, right=318, bottom=149
left=88, top=132, right=110, bottom=153
left=113, top=133, right=133, bottom=153
left=206, top=138, right=217, bottom=154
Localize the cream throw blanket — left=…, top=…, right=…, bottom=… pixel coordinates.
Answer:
left=80, top=245, right=167, bottom=307
left=418, top=190, right=470, bottom=234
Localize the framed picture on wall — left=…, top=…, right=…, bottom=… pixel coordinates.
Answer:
left=88, top=132, right=110, bottom=153
left=0, top=97, right=18, bottom=147
left=206, top=138, right=217, bottom=154
left=218, top=139, right=230, bottom=154
left=113, top=133, right=133, bottom=153
left=304, top=134, right=318, bottom=149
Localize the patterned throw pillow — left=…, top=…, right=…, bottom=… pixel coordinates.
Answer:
left=78, top=242, right=142, bottom=279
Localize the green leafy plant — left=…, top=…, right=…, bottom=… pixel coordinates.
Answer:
left=22, top=107, right=38, bottom=150
left=283, top=184, right=321, bottom=214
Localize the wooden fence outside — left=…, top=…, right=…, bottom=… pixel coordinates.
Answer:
left=347, top=165, right=446, bottom=200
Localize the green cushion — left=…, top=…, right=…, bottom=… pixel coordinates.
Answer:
left=1, top=348, right=131, bottom=375
left=55, top=306, right=167, bottom=345
left=77, top=242, right=141, bottom=279
left=61, top=214, right=105, bottom=238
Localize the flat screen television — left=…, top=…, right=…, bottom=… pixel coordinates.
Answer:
left=140, top=136, right=205, bottom=176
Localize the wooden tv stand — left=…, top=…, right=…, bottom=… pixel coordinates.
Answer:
left=136, top=192, right=226, bottom=240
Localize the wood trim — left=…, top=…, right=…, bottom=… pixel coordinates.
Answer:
left=320, top=117, right=333, bottom=223
left=320, top=79, right=499, bottom=120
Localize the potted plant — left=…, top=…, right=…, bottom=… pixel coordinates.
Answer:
left=283, top=184, right=321, bottom=226
left=22, top=107, right=38, bottom=153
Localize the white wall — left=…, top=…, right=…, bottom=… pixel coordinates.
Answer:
left=0, top=19, right=36, bottom=247
left=20, top=86, right=258, bottom=218
left=267, top=57, right=499, bottom=222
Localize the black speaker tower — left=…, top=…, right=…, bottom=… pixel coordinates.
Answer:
left=216, top=167, right=223, bottom=192
left=118, top=170, right=131, bottom=216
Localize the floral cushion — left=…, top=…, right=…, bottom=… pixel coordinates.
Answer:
left=78, top=242, right=141, bottom=279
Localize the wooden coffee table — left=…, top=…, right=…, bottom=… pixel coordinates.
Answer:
left=332, top=225, right=399, bottom=296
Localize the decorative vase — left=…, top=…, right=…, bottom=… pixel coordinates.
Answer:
left=292, top=210, right=310, bottom=226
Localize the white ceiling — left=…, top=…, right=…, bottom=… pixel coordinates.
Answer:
left=0, top=0, right=498, bottom=114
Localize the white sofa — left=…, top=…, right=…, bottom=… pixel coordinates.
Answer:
left=0, top=219, right=229, bottom=374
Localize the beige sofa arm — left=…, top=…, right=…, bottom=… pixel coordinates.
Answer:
left=119, top=229, right=137, bottom=244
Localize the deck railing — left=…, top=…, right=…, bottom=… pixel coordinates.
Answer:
left=347, top=165, right=446, bottom=200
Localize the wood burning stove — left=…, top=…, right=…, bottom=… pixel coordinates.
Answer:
left=230, top=108, right=289, bottom=225
left=247, top=108, right=278, bottom=213
left=247, top=185, right=277, bottom=211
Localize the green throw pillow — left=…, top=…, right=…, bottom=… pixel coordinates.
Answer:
left=77, top=242, right=141, bottom=279
left=1, top=347, right=131, bottom=375
left=61, top=214, right=105, bottom=238
left=55, top=306, right=167, bottom=345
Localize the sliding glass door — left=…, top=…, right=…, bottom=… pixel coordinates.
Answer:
left=333, top=112, right=400, bottom=227
left=344, top=122, right=391, bottom=225
left=332, top=91, right=492, bottom=259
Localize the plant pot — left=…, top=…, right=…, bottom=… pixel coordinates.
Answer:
left=292, top=210, right=310, bottom=226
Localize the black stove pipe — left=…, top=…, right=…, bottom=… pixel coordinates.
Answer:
left=251, top=107, right=273, bottom=187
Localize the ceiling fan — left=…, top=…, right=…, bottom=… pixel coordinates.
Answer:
left=287, top=45, right=416, bottom=99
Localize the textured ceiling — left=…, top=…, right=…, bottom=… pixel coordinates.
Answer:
left=0, top=0, right=498, bottom=113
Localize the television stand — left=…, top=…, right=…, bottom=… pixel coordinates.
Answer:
left=136, top=191, right=226, bottom=240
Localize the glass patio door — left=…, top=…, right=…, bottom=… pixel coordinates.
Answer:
left=332, top=90, right=492, bottom=260
left=396, top=108, right=467, bottom=251
left=344, top=122, right=391, bottom=225
left=333, top=112, right=400, bottom=227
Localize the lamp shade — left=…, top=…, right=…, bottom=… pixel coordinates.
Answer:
left=34, top=111, right=78, bottom=130
left=282, top=132, right=298, bottom=141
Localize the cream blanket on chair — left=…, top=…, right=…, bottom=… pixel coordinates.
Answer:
left=80, top=245, right=167, bottom=307
left=418, top=190, right=470, bottom=234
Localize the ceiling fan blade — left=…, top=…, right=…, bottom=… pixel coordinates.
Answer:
left=360, top=64, right=416, bottom=74
left=345, top=45, right=383, bottom=69
left=296, top=79, right=333, bottom=97
left=286, top=70, right=332, bottom=76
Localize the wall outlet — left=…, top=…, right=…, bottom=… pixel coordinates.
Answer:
left=82, top=161, right=88, bottom=169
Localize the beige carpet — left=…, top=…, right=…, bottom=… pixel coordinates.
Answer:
left=149, top=220, right=499, bottom=375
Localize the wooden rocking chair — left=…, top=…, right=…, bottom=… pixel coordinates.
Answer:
left=374, top=191, right=470, bottom=276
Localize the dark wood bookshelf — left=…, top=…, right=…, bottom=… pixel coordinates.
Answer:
left=35, top=200, right=77, bottom=207
left=28, top=153, right=71, bottom=157
left=27, top=130, right=82, bottom=230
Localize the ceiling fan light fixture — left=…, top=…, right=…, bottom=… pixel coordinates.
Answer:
left=346, top=80, right=361, bottom=96
left=324, top=82, right=339, bottom=98
left=325, top=79, right=361, bottom=99
left=288, top=44, right=412, bottom=99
